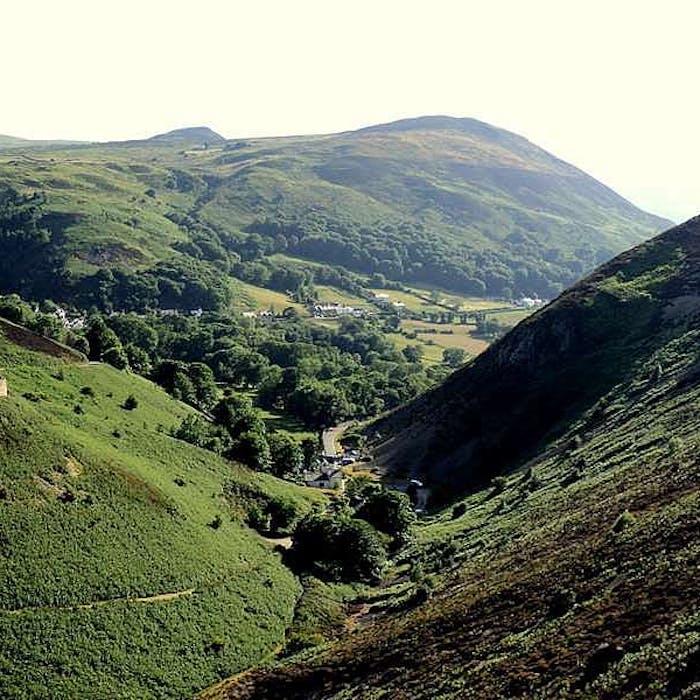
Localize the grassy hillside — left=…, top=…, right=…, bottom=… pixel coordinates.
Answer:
left=0, top=117, right=669, bottom=303
left=0, top=320, right=320, bottom=699
left=201, top=218, right=700, bottom=698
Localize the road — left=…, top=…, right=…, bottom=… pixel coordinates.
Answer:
left=321, top=422, right=351, bottom=458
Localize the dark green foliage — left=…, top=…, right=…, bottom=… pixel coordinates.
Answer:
left=267, top=496, right=301, bottom=534
left=442, top=347, right=467, bottom=368
left=291, top=513, right=387, bottom=583
left=356, top=489, right=416, bottom=547
left=451, top=502, right=467, bottom=519
left=102, top=345, right=129, bottom=370
left=230, top=430, right=272, bottom=472
left=268, top=432, right=303, bottom=479
left=151, top=360, right=217, bottom=411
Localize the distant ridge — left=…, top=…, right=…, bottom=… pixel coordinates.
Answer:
left=146, top=126, right=226, bottom=144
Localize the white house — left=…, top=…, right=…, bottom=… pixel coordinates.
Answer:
left=305, top=468, right=345, bottom=491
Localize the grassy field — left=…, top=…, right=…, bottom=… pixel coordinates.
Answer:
left=402, top=319, right=490, bottom=353
left=229, top=280, right=307, bottom=315
left=313, top=285, right=369, bottom=308
left=0, top=323, right=321, bottom=699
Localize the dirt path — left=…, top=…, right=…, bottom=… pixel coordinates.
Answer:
left=260, top=535, right=292, bottom=549
left=1, top=587, right=195, bottom=616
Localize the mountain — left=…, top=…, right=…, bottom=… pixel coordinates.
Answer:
left=0, top=134, right=88, bottom=149
left=202, top=219, right=700, bottom=698
left=0, top=317, right=319, bottom=698
left=0, top=116, right=670, bottom=305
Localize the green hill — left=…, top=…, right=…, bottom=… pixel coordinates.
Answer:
left=0, top=319, right=320, bottom=699
left=0, top=116, right=670, bottom=306
left=203, top=217, right=700, bottom=698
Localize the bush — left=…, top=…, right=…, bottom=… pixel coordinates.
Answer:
left=122, top=395, right=138, bottom=410
left=612, top=509, right=635, bottom=533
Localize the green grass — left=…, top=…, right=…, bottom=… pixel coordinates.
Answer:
left=0, top=326, right=321, bottom=699
left=229, top=280, right=307, bottom=314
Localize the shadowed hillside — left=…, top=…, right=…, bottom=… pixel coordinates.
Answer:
left=370, top=215, right=700, bottom=496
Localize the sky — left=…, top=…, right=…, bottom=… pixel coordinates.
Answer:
left=3, top=0, right=700, bottom=222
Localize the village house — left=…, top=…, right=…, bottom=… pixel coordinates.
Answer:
left=304, top=467, right=345, bottom=491
left=311, top=302, right=366, bottom=319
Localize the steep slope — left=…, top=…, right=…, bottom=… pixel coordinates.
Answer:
left=203, top=218, right=700, bottom=699
left=370, top=215, right=698, bottom=495
left=0, top=320, right=319, bottom=699
left=0, top=117, right=670, bottom=303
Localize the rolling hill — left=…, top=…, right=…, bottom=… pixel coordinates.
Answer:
left=203, top=217, right=700, bottom=698
left=0, top=116, right=670, bottom=305
left=0, top=318, right=320, bottom=699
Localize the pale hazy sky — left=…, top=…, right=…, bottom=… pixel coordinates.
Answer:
left=4, top=1, right=700, bottom=222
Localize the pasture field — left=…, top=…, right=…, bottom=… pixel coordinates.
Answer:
left=400, top=319, right=490, bottom=356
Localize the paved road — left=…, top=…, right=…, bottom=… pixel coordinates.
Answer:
left=321, top=422, right=351, bottom=458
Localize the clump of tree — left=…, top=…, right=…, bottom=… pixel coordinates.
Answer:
left=290, top=512, right=387, bottom=583
left=355, top=489, right=416, bottom=548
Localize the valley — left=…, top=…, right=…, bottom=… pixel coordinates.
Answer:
left=0, top=119, right=690, bottom=700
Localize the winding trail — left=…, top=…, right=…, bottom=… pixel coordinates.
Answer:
left=1, top=587, right=195, bottom=616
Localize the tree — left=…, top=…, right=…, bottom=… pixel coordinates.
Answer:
left=442, top=347, right=467, bottom=368
left=268, top=432, right=303, bottom=479
left=402, top=345, right=424, bottom=363
left=356, top=489, right=416, bottom=547
left=300, top=437, right=318, bottom=470
left=188, top=362, right=218, bottom=410
left=103, top=345, right=129, bottom=370
left=337, top=518, right=387, bottom=582
left=122, top=394, right=138, bottom=410
left=287, top=380, right=351, bottom=429
left=85, top=317, right=122, bottom=361
left=125, top=344, right=152, bottom=374
left=291, top=513, right=386, bottom=583
left=230, top=430, right=271, bottom=472
left=267, top=496, right=300, bottom=534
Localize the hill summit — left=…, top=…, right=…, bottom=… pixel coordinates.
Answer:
left=146, top=126, right=226, bottom=144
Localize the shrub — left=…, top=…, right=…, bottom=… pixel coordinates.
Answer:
left=122, top=395, right=138, bottom=410
left=492, top=476, right=508, bottom=493
left=291, top=513, right=387, bottom=583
